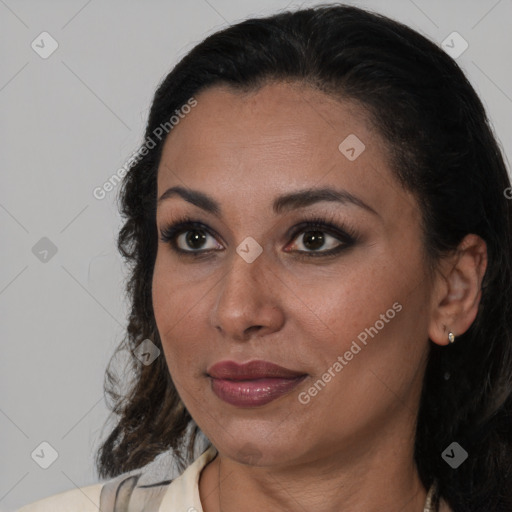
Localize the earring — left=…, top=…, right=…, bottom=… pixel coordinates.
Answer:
left=448, top=331, right=455, bottom=344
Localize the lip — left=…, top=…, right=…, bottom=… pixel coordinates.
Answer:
left=207, top=360, right=306, bottom=380
left=207, top=360, right=308, bottom=407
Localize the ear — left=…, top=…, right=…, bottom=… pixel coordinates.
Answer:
left=428, top=234, right=488, bottom=346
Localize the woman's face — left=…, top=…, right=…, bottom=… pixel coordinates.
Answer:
left=152, top=81, right=433, bottom=466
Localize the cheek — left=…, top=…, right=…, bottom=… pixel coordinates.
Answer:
left=304, top=271, right=428, bottom=414
left=305, top=258, right=420, bottom=377
left=152, top=262, right=184, bottom=365
left=152, top=260, right=208, bottom=378
left=152, top=253, right=195, bottom=331
left=306, top=269, right=390, bottom=342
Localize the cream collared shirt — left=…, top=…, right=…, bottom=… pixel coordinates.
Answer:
left=17, top=445, right=447, bottom=511
left=17, top=445, right=218, bottom=512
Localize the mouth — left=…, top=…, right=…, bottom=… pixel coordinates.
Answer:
left=207, top=360, right=308, bottom=407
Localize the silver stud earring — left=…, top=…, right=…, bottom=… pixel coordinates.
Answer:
left=448, top=331, right=455, bottom=344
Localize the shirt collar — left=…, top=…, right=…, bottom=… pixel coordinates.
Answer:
left=159, top=444, right=218, bottom=512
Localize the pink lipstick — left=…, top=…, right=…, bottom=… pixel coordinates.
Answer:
left=207, top=360, right=307, bottom=407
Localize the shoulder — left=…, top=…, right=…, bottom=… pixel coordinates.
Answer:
left=16, top=472, right=175, bottom=512
left=16, top=482, right=104, bottom=512
left=16, top=471, right=176, bottom=512
left=16, top=445, right=217, bottom=512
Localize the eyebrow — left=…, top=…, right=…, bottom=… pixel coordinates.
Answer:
left=157, top=185, right=380, bottom=217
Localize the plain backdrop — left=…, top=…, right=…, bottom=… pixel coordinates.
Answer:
left=1, top=0, right=511, bottom=510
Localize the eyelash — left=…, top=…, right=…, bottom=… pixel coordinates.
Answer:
left=158, top=212, right=359, bottom=260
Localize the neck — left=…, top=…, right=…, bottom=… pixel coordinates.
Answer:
left=199, top=427, right=428, bottom=512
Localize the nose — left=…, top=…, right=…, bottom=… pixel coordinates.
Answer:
left=209, top=250, right=285, bottom=342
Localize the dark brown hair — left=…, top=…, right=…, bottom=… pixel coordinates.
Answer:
left=95, top=4, right=512, bottom=510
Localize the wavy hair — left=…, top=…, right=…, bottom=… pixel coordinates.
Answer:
left=95, top=4, right=512, bottom=510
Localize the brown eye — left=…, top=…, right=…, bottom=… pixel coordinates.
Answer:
left=160, top=219, right=223, bottom=255
left=160, top=216, right=358, bottom=259
left=290, top=230, right=343, bottom=252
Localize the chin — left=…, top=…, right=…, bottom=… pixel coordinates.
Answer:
left=217, top=436, right=302, bottom=467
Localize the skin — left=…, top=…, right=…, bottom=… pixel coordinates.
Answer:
left=152, top=81, right=487, bottom=512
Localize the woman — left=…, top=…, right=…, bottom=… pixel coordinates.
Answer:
left=18, top=3, right=512, bottom=512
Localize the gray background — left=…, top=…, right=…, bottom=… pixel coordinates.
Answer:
left=1, top=0, right=511, bottom=510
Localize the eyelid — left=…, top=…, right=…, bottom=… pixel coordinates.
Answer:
left=158, top=211, right=360, bottom=256
left=285, top=212, right=359, bottom=243
left=159, top=218, right=222, bottom=254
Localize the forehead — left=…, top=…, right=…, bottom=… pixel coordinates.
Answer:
left=160, top=81, right=377, bottom=170
left=156, top=81, right=414, bottom=223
